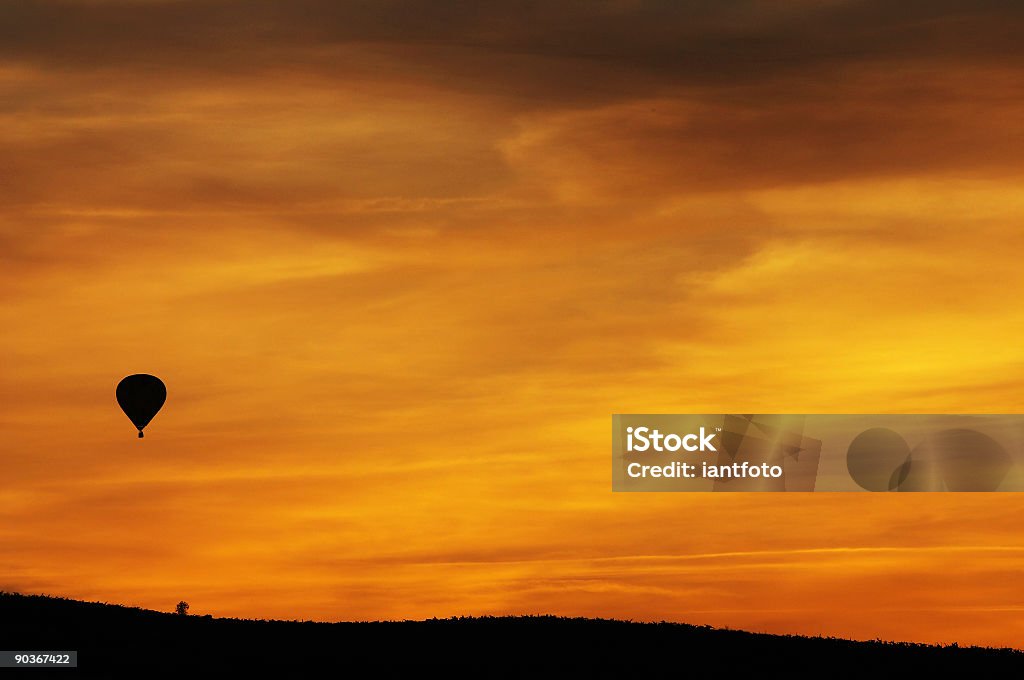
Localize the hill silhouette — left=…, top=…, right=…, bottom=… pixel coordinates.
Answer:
left=1, top=592, right=1020, bottom=677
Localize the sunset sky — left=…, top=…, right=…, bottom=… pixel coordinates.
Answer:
left=2, top=1, right=1024, bottom=648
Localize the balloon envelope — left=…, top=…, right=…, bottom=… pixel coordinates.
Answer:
left=116, top=374, right=166, bottom=438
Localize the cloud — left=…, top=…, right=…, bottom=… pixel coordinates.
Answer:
left=4, top=1, right=1024, bottom=105
left=2, top=3, right=1023, bottom=70
left=3, top=0, right=1024, bottom=648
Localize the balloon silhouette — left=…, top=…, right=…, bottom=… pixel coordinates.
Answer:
left=116, top=374, right=166, bottom=438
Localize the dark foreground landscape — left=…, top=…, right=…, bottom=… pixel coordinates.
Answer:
left=1, top=592, right=1020, bottom=678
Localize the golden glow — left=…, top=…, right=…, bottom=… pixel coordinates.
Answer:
left=2, top=2, right=1023, bottom=649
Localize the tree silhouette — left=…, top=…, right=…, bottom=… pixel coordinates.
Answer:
left=175, top=601, right=189, bottom=616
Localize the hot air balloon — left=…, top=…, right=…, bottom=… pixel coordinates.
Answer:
left=116, top=374, right=166, bottom=438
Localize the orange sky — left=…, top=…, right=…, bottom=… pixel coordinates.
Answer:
left=2, top=1, right=1024, bottom=648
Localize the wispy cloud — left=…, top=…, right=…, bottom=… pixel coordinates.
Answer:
left=2, top=0, right=1023, bottom=648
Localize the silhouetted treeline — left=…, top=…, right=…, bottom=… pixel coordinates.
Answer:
left=1, top=592, right=1020, bottom=678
